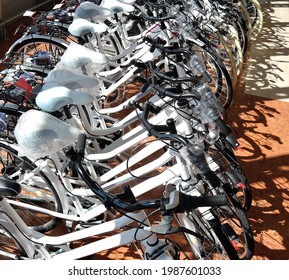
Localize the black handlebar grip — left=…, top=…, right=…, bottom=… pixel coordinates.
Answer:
left=165, top=191, right=227, bottom=213
left=143, top=102, right=151, bottom=120
left=178, top=192, right=227, bottom=212
left=192, top=194, right=227, bottom=207
left=76, top=133, right=87, bottom=156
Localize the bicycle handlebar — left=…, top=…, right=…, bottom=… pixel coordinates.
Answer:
left=165, top=189, right=227, bottom=213
left=64, top=134, right=226, bottom=215
left=133, top=4, right=176, bottom=22
left=76, top=133, right=87, bottom=156
left=142, top=102, right=188, bottom=146
left=143, top=36, right=196, bottom=59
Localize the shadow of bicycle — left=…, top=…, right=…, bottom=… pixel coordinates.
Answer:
left=244, top=0, right=289, bottom=101
left=225, top=0, right=289, bottom=260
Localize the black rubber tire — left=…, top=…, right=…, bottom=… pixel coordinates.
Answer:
left=177, top=209, right=240, bottom=260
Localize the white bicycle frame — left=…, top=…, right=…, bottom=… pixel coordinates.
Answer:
left=0, top=86, right=223, bottom=261
left=0, top=6, right=221, bottom=260
left=42, top=20, right=183, bottom=137
left=0, top=134, right=210, bottom=261
left=6, top=97, right=181, bottom=220
left=0, top=197, right=169, bottom=259
left=3, top=46, right=194, bottom=227
left=0, top=134, right=218, bottom=260
left=0, top=126, right=224, bottom=260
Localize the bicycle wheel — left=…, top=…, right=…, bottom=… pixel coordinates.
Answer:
left=0, top=141, right=63, bottom=232
left=177, top=210, right=238, bottom=260
left=175, top=207, right=239, bottom=260
left=234, top=17, right=249, bottom=56
left=199, top=30, right=237, bottom=92
left=245, top=0, right=263, bottom=39
left=184, top=161, right=254, bottom=259
left=220, top=26, right=243, bottom=76
left=207, top=143, right=252, bottom=212
left=204, top=179, right=254, bottom=260
left=0, top=224, right=29, bottom=260
left=213, top=200, right=254, bottom=260
left=165, top=182, right=239, bottom=260
left=4, top=35, right=68, bottom=72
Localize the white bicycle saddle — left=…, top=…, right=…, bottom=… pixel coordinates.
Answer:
left=15, top=110, right=80, bottom=159
left=68, top=18, right=108, bottom=37
left=60, top=43, right=109, bottom=69
left=100, top=0, right=135, bottom=13
left=36, top=82, right=94, bottom=112
left=74, top=2, right=113, bottom=21
left=45, top=68, right=100, bottom=89
left=117, top=0, right=137, bottom=4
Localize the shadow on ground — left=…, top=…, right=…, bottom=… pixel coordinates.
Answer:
left=226, top=0, right=289, bottom=260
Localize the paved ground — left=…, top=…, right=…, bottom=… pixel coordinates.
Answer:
left=0, top=0, right=288, bottom=260
left=225, top=0, right=289, bottom=259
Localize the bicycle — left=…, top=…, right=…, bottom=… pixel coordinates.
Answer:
left=10, top=64, right=254, bottom=259
left=0, top=51, right=251, bottom=231
left=1, top=0, right=234, bottom=109
left=0, top=131, right=241, bottom=260
left=0, top=3, right=252, bottom=258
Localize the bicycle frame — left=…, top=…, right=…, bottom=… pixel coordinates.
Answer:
left=0, top=129, right=226, bottom=260
left=0, top=196, right=166, bottom=259
left=7, top=101, right=178, bottom=220
left=0, top=132, right=209, bottom=260
left=39, top=23, right=183, bottom=136
left=0, top=128, right=221, bottom=260
left=0, top=0, right=255, bottom=261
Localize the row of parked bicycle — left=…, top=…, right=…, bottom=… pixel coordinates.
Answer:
left=0, top=0, right=262, bottom=260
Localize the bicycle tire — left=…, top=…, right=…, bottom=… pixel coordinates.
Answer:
left=199, top=29, right=238, bottom=91
left=202, top=45, right=234, bottom=109
left=187, top=162, right=254, bottom=259
left=221, top=26, right=243, bottom=76
left=0, top=141, right=63, bottom=232
left=245, top=0, right=263, bottom=39
left=208, top=143, right=253, bottom=212
left=235, top=17, right=249, bottom=56
left=206, top=180, right=254, bottom=260
left=207, top=216, right=240, bottom=260
left=176, top=208, right=239, bottom=260
left=214, top=199, right=254, bottom=260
